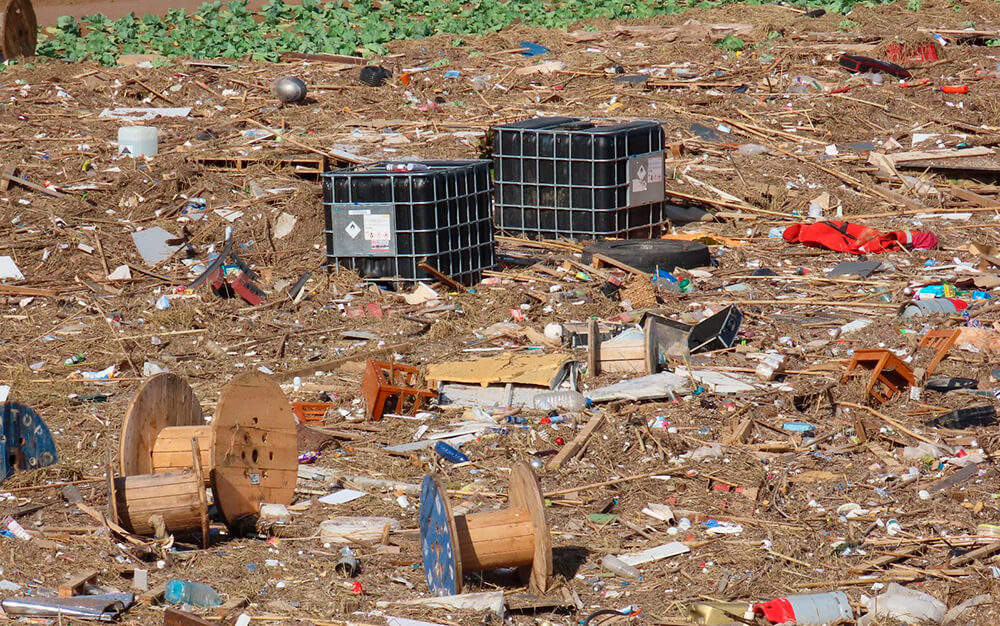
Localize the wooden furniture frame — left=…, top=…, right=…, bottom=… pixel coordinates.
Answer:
left=361, top=360, right=437, bottom=421
left=842, top=349, right=915, bottom=404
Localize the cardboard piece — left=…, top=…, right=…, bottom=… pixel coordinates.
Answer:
left=131, top=227, right=181, bottom=265
left=99, top=107, right=191, bottom=120
left=617, top=541, right=690, bottom=566
left=0, top=256, right=24, bottom=280
left=426, top=352, right=575, bottom=387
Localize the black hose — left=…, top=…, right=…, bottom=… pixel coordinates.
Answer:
left=581, top=608, right=629, bottom=626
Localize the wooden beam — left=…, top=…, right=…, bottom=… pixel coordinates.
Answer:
left=140, top=581, right=167, bottom=605
left=547, top=413, right=604, bottom=470
left=418, top=260, right=467, bottom=292
left=164, top=608, right=214, bottom=626
left=587, top=318, right=600, bottom=377
left=590, top=253, right=650, bottom=278
left=1, top=171, right=64, bottom=198
left=59, top=570, right=99, bottom=597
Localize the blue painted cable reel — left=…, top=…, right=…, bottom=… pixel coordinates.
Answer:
left=0, top=403, right=58, bottom=484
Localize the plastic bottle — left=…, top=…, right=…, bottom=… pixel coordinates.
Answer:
left=601, top=554, right=641, bottom=579
left=858, top=583, right=946, bottom=625
left=829, top=318, right=871, bottom=338
left=754, top=591, right=852, bottom=625
left=164, top=579, right=223, bottom=607
left=532, top=390, right=589, bottom=412
left=385, top=162, right=430, bottom=173
left=63, top=354, right=85, bottom=366
left=433, top=441, right=469, bottom=464
left=737, top=143, right=769, bottom=156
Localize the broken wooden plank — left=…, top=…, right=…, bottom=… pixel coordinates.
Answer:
left=418, top=259, right=467, bottom=292
left=0, top=285, right=60, bottom=298
left=1, top=170, right=64, bottom=198
left=59, top=570, right=99, bottom=597
left=278, top=52, right=366, bottom=65
left=188, top=153, right=327, bottom=178
left=590, top=253, right=650, bottom=278
left=164, top=608, right=214, bottom=626
left=140, top=581, right=167, bottom=605
left=547, top=413, right=605, bottom=470
left=950, top=540, right=1000, bottom=567
left=887, top=147, right=993, bottom=164
left=215, top=598, right=248, bottom=618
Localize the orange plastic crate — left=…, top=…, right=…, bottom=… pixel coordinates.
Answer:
left=292, top=402, right=333, bottom=424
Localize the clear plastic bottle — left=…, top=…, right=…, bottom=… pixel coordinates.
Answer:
left=737, top=143, right=769, bottom=156
left=165, top=579, right=223, bottom=607
left=532, top=390, right=589, bottom=412
left=601, top=554, right=641, bottom=579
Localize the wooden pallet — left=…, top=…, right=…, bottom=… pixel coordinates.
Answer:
left=188, top=153, right=327, bottom=178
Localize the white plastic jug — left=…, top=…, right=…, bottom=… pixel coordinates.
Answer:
left=118, top=126, right=158, bottom=157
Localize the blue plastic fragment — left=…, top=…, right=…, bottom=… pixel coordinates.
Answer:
left=520, top=41, right=549, bottom=57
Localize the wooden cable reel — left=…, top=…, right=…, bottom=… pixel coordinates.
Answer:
left=0, top=0, right=36, bottom=60
left=111, top=439, right=209, bottom=547
left=118, top=372, right=298, bottom=534
left=418, top=462, right=551, bottom=596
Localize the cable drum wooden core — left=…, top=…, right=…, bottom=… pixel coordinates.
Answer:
left=0, top=0, right=36, bottom=60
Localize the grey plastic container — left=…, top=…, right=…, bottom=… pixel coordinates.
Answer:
left=899, top=299, right=960, bottom=318
left=785, top=591, right=853, bottom=624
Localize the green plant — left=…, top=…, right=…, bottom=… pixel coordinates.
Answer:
left=906, top=0, right=921, bottom=10
left=838, top=18, right=857, bottom=31
left=714, top=35, right=745, bottom=51
left=33, top=0, right=885, bottom=66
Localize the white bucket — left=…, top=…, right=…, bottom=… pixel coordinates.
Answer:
left=118, top=126, right=158, bottom=157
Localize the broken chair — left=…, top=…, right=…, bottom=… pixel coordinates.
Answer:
left=361, top=360, right=437, bottom=421
left=842, top=349, right=915, bottom=404
left=916, top=328, right=960, bottom=378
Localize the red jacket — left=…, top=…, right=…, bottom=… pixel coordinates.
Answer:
left=783, top=221, right=938, bottom=254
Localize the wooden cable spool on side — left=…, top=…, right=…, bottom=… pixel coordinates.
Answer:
left=419, top=462, right=551, bottom=596
left=0, top=0, right=36, bottom=60
left=120, top=372, right=298, bottom=533
left=112, top=439, right=209, bottom=547
left=151, top=425, right=215, bottom=484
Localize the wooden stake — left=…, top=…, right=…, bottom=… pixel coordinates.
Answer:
left=417, top=259, right=467, bottom=292
left=547, top=413, right=604, bottom=470
left=839, top=401, right=937, bottom=445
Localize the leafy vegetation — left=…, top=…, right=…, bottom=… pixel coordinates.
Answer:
left=714, top=35, right=745, bottom=51
left=35, top=0, right=892, bottom=65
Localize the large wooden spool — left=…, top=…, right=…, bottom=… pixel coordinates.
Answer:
left=210, top=372, right=298, bottom=529
left=0, top=0, right=36, bottom=60
left=419, top=463, right=551, bottom=596
left=120, top=373, right=203, bottom=477
left=111, top=438, right=209, bottom=546
left=120, top=373, right=297, bottom=532
left=151, top=425, right=215, bottom=485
